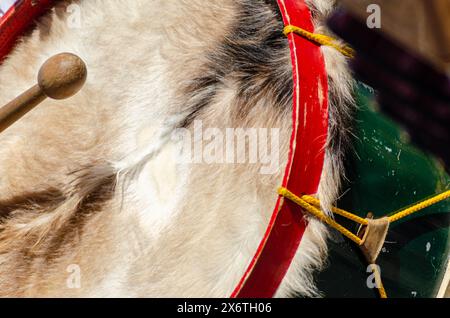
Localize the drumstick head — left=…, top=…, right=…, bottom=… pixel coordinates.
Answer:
left=37, top=53, right=87, bottom=100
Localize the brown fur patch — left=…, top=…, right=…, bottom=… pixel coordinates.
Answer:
left=44, top=169, right=117, bottom=260
left=180, top=0, right=292, bottom=128
left=0, top=189, right=65, bottom=222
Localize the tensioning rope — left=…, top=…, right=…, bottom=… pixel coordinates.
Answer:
left=278, top=187, right=450, bottom=298
left=283, top=25, right=355, bottom=58
left=283, top=23, right=449, bottom=298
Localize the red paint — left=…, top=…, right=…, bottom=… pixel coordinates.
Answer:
left=0, top=0, right=329, bottom=299
left=231, top=0, right=329, bottom=298
left=0, top=0, right=55, bottom=63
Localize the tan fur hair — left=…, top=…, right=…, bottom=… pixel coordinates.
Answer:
left=0, top=0, right=354, bottom=297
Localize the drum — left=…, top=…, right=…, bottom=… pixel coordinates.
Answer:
left=317, top=84, right=450, bottom=298
left=0, top=0, right=449, bottom=298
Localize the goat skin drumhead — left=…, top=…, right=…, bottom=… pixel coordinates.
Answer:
left=0, top=1, right=449, bottom=298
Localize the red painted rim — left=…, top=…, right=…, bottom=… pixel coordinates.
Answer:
left=0, top=0, right=55, bottom=63
left=231, top=0, right=329, bottom=298
left=0, top=0, right=329, bottom=298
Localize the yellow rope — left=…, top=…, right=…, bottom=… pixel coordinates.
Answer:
left=278, top=187, right=450, bottom=299
left=389, top=190, right=450, bottom=223
left=302, top=195, right=369, bottom=225
left=278, top=188, right=363, bottom=245
left=370, top=264, right=388, bottom=299
left=281, top=21, right=450, bottom=301
left=279, top=187, right=450, bottom=236
left=283, top=25, right=355, bottom=58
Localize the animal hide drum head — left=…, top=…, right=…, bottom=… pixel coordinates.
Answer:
left=0, top=0, right=448, bottom=298
left=316, top=83, right=450, bottom=298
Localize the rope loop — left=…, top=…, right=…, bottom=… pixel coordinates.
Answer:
left=283, top=25, right=355, bottom=58
left=278, top=187, right=450, bottom=298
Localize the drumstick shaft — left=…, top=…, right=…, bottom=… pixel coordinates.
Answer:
left=0, top=85, right=46, bottom=134
left=0, top=52, right=87, bottom=135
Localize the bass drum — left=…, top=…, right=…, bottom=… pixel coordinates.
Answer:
left=1, top=0, right=449, bottom=298
left=316, top=83, right=450, bottom=298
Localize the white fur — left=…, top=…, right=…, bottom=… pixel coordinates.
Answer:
left=0, top=0, right=353, bottom=297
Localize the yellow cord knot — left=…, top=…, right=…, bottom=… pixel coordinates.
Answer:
left=277, top=187, right=364, bottom=245
left=278, top=186, right=450, bottom=299
left=283, top=25, right=355, bottom=58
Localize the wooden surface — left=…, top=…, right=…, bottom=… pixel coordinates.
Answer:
left=338, top=0, right=450, bottom=72
left=0, top=85, right=45, bottom=133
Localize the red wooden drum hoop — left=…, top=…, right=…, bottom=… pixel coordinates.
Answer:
left=231, top=0, right=329, bottom=298
left=0, top=0, right=329, bottom=298
left=0, top=0, right=55, bottom=63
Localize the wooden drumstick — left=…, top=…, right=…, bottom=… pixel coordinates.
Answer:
left=0, top=53, right=87, bottom=134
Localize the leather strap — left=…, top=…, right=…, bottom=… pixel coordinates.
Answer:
left=360, top=218, right=390, bottom=264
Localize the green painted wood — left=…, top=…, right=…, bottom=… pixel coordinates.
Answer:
left=316, top=83, right=450, bottom=298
